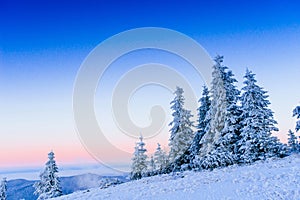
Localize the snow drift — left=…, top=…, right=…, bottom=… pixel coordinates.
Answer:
left=53, top=154, right=300, bottom=200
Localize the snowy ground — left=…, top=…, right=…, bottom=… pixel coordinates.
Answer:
left=53, top=154, right=300, bottom=200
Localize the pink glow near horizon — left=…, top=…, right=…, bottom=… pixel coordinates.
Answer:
left=0, top=140, right=170, bottom=168
left=0, top=131, right=289, bottom=168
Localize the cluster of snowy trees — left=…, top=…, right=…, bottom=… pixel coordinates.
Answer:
left=131, top=55, right=298, bottom=179
left=130, top=136, right=168, bottom=179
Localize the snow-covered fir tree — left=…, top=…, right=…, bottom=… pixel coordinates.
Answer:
left=34, top=151, right=62, bottom=200
left=197, top=56, right=240, bottom=169
left=153, top=143, right=168, bottom=173
left=287, top=129, right=299, bottom=153
left=0, top=178, right=7, bottom=200
left=198, top=56, right=227, bottom=157
left=168, top=87, right=194, bottom=163
left=217, top=60, right=241, bottom=155
left=237, top=69, right=285, bottom=163
left=189, top=86, right=211, bottom=159
left=147, top=156, right=156, bottom=176
left=130, top=135, right=148, bottom=180
left=293, top=106, right=300, bottom=132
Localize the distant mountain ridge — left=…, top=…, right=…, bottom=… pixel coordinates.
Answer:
left=7, top=173, right=128, bottom=200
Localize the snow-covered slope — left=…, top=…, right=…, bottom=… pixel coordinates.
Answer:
left=54, top=154, right=300, bottom=200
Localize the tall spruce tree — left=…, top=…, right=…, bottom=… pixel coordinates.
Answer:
left=198, top=56, right=227, bottom=157
left=130, top=135, right=148, bottom=180
left=197, top=56, right=240, bottom=169
left=34, top=151, right=62, bottom=200
left=218, top=63, right=241, bottom=155
left=189, top=86, right=211, bottom=160
left=237, top=69, right=284, bottom=163
left=0, top=178, right=7, bottom=200
left=168, top=87, right=194, bottom=163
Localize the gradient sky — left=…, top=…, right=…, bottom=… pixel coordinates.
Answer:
left=1, top=0, right=300, bottom=169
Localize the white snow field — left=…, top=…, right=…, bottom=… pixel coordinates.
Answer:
left=54, top=154, right=300, bottom=200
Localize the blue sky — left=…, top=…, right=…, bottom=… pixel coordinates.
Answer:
left=1, top=0, right=300, bottom=168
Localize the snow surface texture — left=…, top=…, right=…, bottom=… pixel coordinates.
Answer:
left=53, top=154, right=300, bottom=200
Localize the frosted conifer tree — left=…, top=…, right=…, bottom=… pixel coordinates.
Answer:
left=293, top=106, right=300, bottom=132
left=130, top=135, right=148, bottom=180
left=190, top=86, right=211, bottom=155
left=217, top=62, right=241, bottom=154
left=189, top=86, right=211, bottom=161
left=168, top=87, right=194, bottom=163
left=153, top=143, right=168, bottom=173
left=287, top=129, right=299, bottom=153
left=148, top=156, right=155, bottom=176
left=197, top=56, right=241, bottom=169
left=199, top=56, right=227, bottom=157
left=169, top=87, right=185, bottom=141
left=237, top=69, right=284, bottom=163
left=34, top=151, right=62, bottom=200
left=0, top=178, right=7, bottom=200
